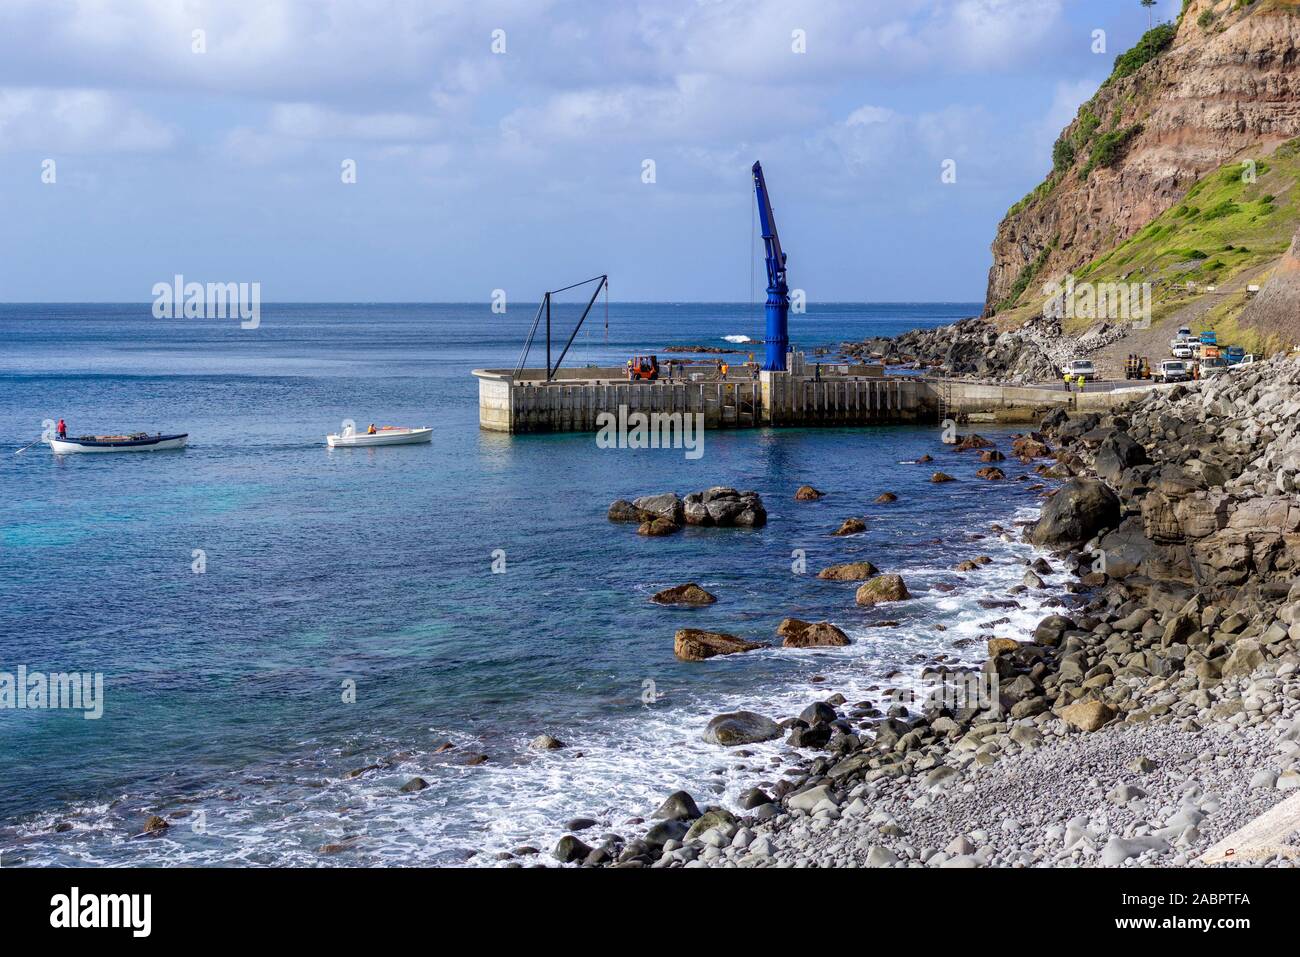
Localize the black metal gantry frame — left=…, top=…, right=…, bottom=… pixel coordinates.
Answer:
left=513, top=274, right=609, bottom=380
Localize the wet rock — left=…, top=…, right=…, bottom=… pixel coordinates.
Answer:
left=142, top=815, right=169, bottom=834
left=975, top=466, right=1006, bottom=480
left=653, top=790, right=702, bottom=821
left=817, top=561, right=880, bottom=581
left=553, top=834, right=593, bottom=863
left=856, top=575, right=911, bottom=606
left=833, top=517, right=867, bottom=536
left=875, top=492, right=898, bottom=503
left=674, top=628, right=763, bottom=661
left=637, top=517, right=680, bottom=536
left=529, top=734, right=566, bottom=750
left=931, top=472, right=956, bottom=483
left=703, top=711, right=783, bottom=746
left=954, top=434, right=995, bottom=451
left=399, top=777, right=428, bottom=793
left=782, top=621, right=851, bottom=648
left=795, top=485, right=824, bottom=501
left=608, top=499, right=650, bottom=522
left=650, top=583, right=718, bottom=606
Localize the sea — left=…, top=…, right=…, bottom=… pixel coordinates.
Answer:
left=0, top=302, right=1065, bottom=866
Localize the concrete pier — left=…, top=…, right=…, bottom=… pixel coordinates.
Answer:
left=473, top=359, right=920, bottom=433
left=472, top=358, right=1162, bottom=434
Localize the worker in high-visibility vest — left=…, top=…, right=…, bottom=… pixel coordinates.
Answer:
left=1062, top=372, right=1071, bottom=392
left=1076, top=374, right=1086, bottom=391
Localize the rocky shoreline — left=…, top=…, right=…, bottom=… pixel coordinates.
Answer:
left=539, top=353, right=1300, bottom=869
left=839, top=315, right=1127, bottom=385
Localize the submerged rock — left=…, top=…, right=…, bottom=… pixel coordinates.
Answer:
left=795, top=485, right=824, bottom=501
left=930, top=472, right=956, bottom=483
left=650, top=583, right=717, bottom=606
left=529, top=734, right=566, bottom=750
left=399, top=777, right=429, bottom=793
left=833, top=517, right=867, bottom=536
left=637, top=517, right=680, bottom=537
left=874, top=492, right=898, bottom=503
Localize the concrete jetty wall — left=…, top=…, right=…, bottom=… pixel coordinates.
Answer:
left=472, top=365, right=1159, bottom=433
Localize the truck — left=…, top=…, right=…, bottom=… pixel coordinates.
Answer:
left=1225, top=345, right=1246, bottom=365
left=1154, top=360, right=1191, bottom=383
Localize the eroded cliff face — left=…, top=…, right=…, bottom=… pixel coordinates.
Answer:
left=984, top=0, right=1300, bottom=319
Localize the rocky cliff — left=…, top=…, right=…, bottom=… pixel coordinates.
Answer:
left=985, top=0, right=1300, bottom=320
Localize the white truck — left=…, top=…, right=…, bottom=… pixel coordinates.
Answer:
left=1154, top=360, right=1191, bottom=383
left=1060, top=359, right=1097, bottom=381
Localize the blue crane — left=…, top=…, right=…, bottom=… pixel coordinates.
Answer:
left=752, top=160, right=790, bottom=371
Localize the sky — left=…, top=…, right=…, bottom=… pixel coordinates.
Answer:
left=0, top=0, right=1186, bottom=303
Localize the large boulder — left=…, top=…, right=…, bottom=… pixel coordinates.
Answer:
left=781, top=621, right=851, bottom=648
left=652, top=790, right=701, bottom=821
left=1058, top=699, right=1115, bottom=732
left=703, top=711, right=782, bottom=746
left=855, top=574, right=910, bottom=606
left=674, top=628, right=762, bottom=661
left=650, top=583, right=717, bottom=606
left=608, top=499, right=649, bottom=522
left=1094, top=431, right=1150, bottom=484
left=634, top=492, right=685, bottom=525
left=817, top=561, right=880, bottom=581
left=1030, top=478, right=1120, bottom=548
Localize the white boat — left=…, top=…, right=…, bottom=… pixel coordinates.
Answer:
left=48, top=432, right=188, bottom=454
left=326, top=426, right=432, bottom=448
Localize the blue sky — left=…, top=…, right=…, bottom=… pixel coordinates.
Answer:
left=0, top=0, right=1184, bottom=303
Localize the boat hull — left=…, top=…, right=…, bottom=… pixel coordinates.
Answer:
left=326, top=427, right=432, bottom=448
left=49, top=434, right=188, bottom=453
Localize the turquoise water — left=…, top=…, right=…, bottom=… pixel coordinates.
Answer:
left=0, top=302, right=1060, bottom=866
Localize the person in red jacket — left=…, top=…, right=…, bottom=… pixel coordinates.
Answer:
left=56, top=418, right=67, bottom=438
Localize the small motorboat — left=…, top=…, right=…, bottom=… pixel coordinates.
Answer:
left=48, top=432, right=188, bottom=454
left=326, top=425, right=432, bottom=448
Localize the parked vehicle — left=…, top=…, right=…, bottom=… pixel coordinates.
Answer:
left=1198, top=357, right=1228, bottom=376
left=1154, top=360, right=1191, bottom=383
left=1060, top=359, right=1097, bottom=381
left=1225, top=345, right=1246, bottom=365
left=1171, top=343, right=1194, bottom=359
left=1124, top=355, right=1151, bottom=380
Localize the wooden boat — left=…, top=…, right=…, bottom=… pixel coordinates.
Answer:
left=326, top=426, right=432, bottom=448
left=48, top=432, right=188, bottom=453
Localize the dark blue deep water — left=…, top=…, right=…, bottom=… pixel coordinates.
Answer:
left=0, top=302, right=1062, bottom=866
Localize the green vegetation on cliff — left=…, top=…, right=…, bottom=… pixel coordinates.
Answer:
left=1105, top=23, right=1177, bottom=85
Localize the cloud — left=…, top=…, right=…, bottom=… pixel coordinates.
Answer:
left=0, top=87, right=174, bottom=152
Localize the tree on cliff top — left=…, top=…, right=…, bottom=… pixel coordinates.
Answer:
left=1141, top=0, right=1157, bottom=29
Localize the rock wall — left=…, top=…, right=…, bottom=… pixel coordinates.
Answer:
left=985, top=0, right=1300, bottom=318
